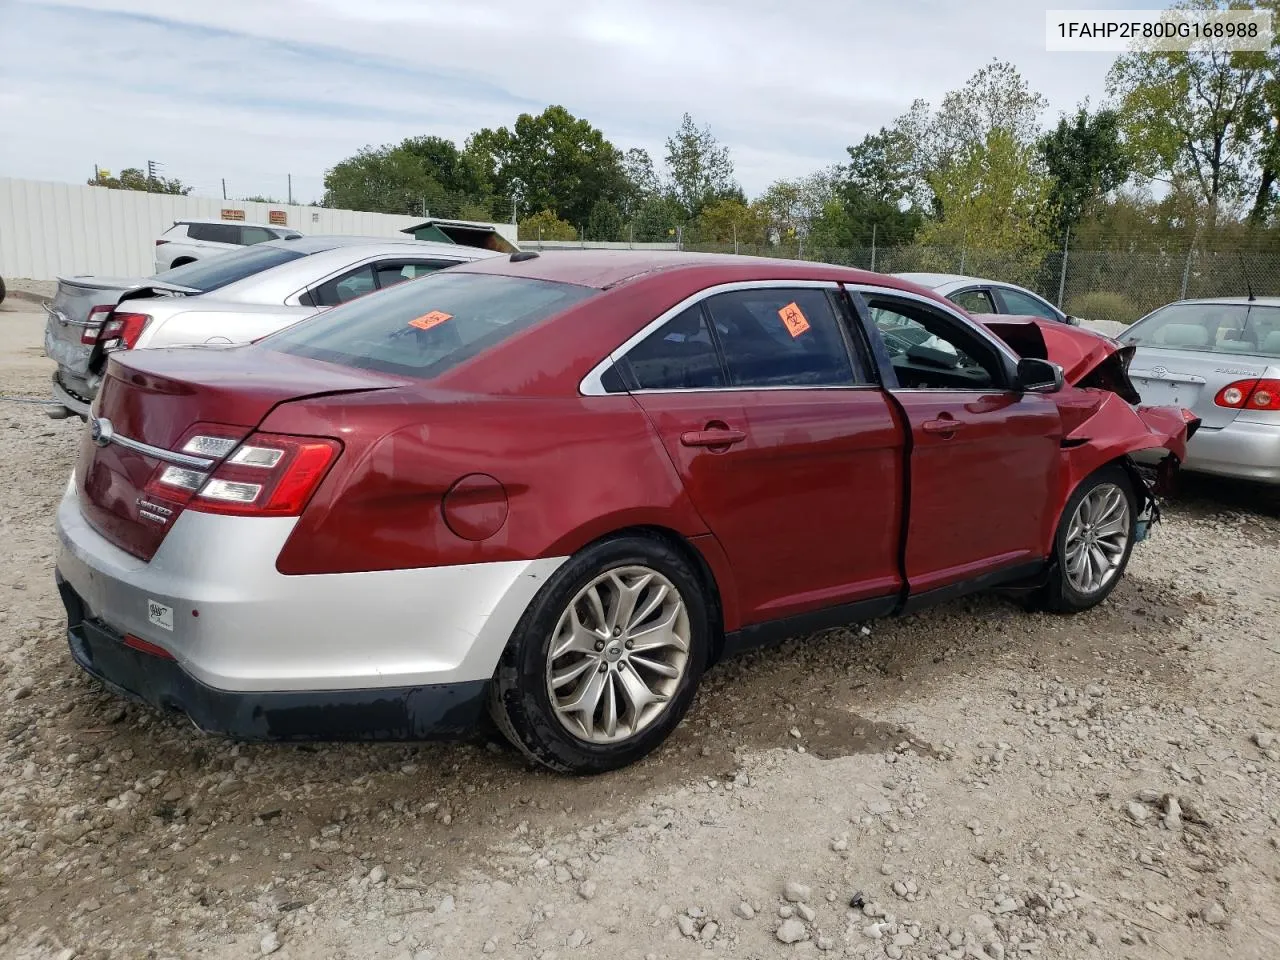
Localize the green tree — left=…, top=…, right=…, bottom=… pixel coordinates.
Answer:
left=840, top=129, right=927, bottom=245
left=620, top=147, right=660, bottom=216
left=88, top=167, right=192, bottom=195
left=694, top=197, right=767, bottom=244
left=1038, top=105, right=1131, bottom=242
left=518, top=209, right=577, bottom=241
left=322, top=136, right=492, bottom=217
left=918, top=129, right=1055, bottom=273
left=664, top=113, right=739, bottom=219
left=586, top=199, right=624, bottom=241
left=629, top=194, right=686, bottom=242
left=1107, top=0, right=1268, bottom=224
left=468, top=106, right=627, bottom=227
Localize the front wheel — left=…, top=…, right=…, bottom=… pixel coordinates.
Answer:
left=1041, top=465, right=1137, bottom=613
left=488, top=535, right=711, bottom=774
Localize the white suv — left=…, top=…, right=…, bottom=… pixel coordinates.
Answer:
left=154, top=219, right=303, bottom=273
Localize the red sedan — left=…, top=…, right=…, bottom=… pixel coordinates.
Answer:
left=55, top=252, right=1196, bottom=773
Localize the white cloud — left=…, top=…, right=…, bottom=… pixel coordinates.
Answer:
left=0, top=0, right=1131, bottom=204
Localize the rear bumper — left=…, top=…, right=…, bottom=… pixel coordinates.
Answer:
left=58, top=576, right=488, bottom=740
left=54, top=482, right=567, bottom=694
left=1174, top=420, right=1280, bottom=483
left=48, top=371, right=91, bottom=420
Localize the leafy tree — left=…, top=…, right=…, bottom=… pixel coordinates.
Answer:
left=1038, top=106, right=1131, bottom=242
left=468, top=106, right=626, bottom=227
left=758, top=168, right=842, bottom=242
left=518, top=209, right=577, bottom=241
left=629, top=194, right=687, bottom=242
left=1107, top=0, right=1268, bottom=224
left=620, top=147, right=661, bottom=215
left=322, top=135, right=494, bottom=217
left=917, top=129, right=1055, bottom=269
left=694, top=197, right=767, bottom=244
left=586, top=199, right=624, bottom=241
left=88, top=168, right=192, bottom=195
left=840, top=129, right=927, bottom=245
left=664, top=113, right=739, bottom=219
left=240, top=195, right=283, bottom=203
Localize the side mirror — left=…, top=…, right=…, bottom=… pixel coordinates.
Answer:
left=1016, top=357, right=1065, bottom=393
left=1065, top=315, right=1082, bottom=326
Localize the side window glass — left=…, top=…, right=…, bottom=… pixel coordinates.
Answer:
left=312, top=266, right=377, bottom=307
left=189, top=223, right=240, bottom=244
left=867, top=298, right=1002, bottom=390
left=950, top=289, right=996, bottom=314
left=618, top=305, right=725, bottom=391
left=704, top=288, right=857, bottom=387
left=997, top=287, right=1059, bottom=320
left=240, top=227, right=274, bottom=245
left=374, top=261, right=453, bottom=289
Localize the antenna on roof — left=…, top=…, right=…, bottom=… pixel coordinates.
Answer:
left=1238, top=252, right=1256, bottom=301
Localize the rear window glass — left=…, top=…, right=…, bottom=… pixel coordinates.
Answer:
left=1124, top=302, right=1280, bottom=357
left=267, top=272, right=595, bottom=379
left=153, top=244, right=306, bottom=292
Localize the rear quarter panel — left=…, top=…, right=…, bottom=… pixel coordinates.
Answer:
left=140, top=305, right=319, bottom=347
left=261, top=388, right=726, bottom=610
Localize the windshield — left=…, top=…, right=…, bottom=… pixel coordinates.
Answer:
left=153, top=244, right=307, bottom=293
left=1123, top=302, right=1280, bottom=358
left=266, top=271, right=596, bottom=379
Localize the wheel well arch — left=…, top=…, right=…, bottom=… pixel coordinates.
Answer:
left=574, top=524, right=730, bottom=664
left=170, top=256, right=197, bottom=267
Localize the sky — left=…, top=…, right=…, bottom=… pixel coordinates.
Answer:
left=0, top=0, right=1165, bottom=206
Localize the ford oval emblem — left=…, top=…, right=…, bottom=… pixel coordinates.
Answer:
left=90, top=417, right=113, bottom=447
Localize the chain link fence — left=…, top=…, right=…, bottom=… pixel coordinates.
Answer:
left=681, top=241, right=1280, bottom=325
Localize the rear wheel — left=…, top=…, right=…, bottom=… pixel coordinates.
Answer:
left=488, top=535, right=710, bottom=774
left=1042, top=465, right=1136, bottom=613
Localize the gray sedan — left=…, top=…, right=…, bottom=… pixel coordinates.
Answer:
left=43, top=236, right=501, bottom=419
left=1120, top=297, right=1280, bottom=484
left=894, top=272, right=1078, bottom=324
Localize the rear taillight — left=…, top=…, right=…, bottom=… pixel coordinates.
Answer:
left=155, top=239, right=169, bottom=246
left=1214, top=378, right=1280, bottom=411
left=97, top=311, right=151, bottom=351
left=144, top=431, right=340, bottom=517
left=80, top=304, right=116, bottom=345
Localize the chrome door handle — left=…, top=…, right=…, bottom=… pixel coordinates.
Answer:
left=922, top=418, right=962, bottom=435
left=680, top=428, right=746, bottom=448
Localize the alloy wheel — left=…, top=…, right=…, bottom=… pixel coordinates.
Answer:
left=545, top=565, right=690, bottom=743
left=1064, top=482, right=1131, bottom=595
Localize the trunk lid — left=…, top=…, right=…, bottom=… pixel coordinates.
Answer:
left=1126, top=345, right=1270, bottom=429
left=77, top=346, right=407, bottom=560
left=43, top=276, right=143, bottom=381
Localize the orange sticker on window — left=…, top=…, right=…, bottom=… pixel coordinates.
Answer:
left=778, top=301, right=811, bottom=338
left=408, top=310, right=452, bottom=331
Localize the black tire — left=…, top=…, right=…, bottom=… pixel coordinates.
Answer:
left=488, top=535, right=711, bottom=774
left=1041, top=464, right=1137, bottom=614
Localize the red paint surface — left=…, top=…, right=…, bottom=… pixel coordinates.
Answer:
left=71, top=254, right=1194, bottom=634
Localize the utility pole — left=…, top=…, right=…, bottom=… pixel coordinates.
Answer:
left=221, top=178, right=227, bottom=200
left=94, top=164, right=100, bottom=183
left=870, top=223, right=877, bottom=272
left=733, top=221, right=739, bottom=255
left=145, top=160, right=160, bottom=192
left=1056, top=226, right=1070, bottom=308
left=287, top=174, right=293, bottom=205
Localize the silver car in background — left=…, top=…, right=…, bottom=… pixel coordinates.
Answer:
left=1120, top=297, right=1280, bottom=484
left=894, top=272, right=1079, bottom=324
left=43, top=236, right=502, bottom=419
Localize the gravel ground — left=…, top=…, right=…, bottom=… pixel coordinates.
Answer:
left=0, top=300, right=1277, bottom=960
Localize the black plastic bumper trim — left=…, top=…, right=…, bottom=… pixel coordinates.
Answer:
left=57, top=573, right=488, bottom=741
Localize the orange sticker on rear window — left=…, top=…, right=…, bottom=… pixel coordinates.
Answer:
left=408, top=310, right=452, bottom=331
left=778, top=301, right=811, bottom=338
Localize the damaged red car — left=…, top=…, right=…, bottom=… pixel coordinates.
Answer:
left=54, top=253, right=1197, bottom=774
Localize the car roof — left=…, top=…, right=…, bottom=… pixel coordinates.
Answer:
left=1163, top=296, right=1280, bottom=307
left=175, top=218, right=290, bottom=230
left=261, top=235, right=503, bottom=257
left=892, top=272, right=984, bottom=289
left=454, top=250, right=904, bottom=290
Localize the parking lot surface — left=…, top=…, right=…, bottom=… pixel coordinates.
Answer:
left=1, top=300, right=1278, bottom=959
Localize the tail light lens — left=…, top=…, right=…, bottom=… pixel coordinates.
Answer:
left=79, top=304, right=116, bottom=345
left=98, top=311, right=151, bottom=351
left=1214, top=378, right=1280, bottom=411
left=155, top=239, right=169, bottom=246
left=144, top=431, right=340, bottom=517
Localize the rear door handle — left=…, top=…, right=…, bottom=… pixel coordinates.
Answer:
left=922, top=417, right=962, bottom=435
left=680, top=428, right=746, bottom=448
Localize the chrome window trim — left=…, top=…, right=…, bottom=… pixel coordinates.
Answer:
left=578, top=279, right=848, bottom=397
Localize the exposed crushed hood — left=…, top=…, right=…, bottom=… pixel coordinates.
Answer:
left=977, top=315, right=1142, bottom=404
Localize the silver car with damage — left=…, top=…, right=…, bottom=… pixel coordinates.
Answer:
left=1120, top=297, right=1280, bottom=484
left=43, top=236, right=502, bottom=419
